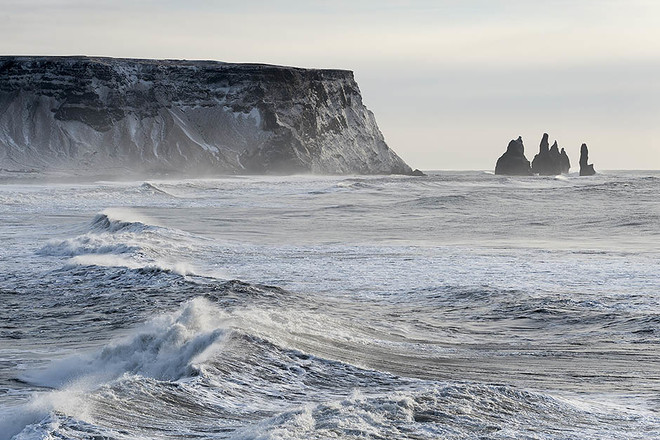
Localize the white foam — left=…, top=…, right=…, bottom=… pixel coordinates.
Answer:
left=66, top=254, right=198, bottom=276
left=24, top=298, right=227, bottom=387
left=1, top=383, right=96, bottom=440
left=38, top=235, right=137, bottom=257
left=140, top=181, right=179, bottom=198
left=100, top=208, right=155, bottom=225
left=42, top=207, right=211, bottom=276
left=5, top=299, right=228, bottom=439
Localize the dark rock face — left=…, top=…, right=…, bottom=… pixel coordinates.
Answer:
left=579, top=143, right=596, bottom=176
left=494, top=136, right=532, bottom=175
left=0, top=56, right=413, bottom=176
left=531, top=134, right=567, bottom=175
left=410, top=168, right=426, bottom=176
left=559, top=148, right=571, bottom=174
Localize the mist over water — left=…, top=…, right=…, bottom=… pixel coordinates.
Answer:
left=1, top=171, right=659, bottom=439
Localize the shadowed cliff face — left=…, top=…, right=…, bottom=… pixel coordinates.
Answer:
left=0, top=56, right=412, bottom=176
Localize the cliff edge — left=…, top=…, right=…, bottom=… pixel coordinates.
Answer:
left=0, top=56, right=412, bottom=176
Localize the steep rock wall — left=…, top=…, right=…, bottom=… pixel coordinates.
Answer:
left=0, top=56, right=412, bottom=176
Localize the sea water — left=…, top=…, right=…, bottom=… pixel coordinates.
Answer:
left=0, top=171, right=658, bottom=439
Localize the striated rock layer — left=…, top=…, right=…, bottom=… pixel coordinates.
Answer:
left=0, top=56, right=412, bottom=176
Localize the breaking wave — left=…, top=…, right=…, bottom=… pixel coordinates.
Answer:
left=242, top=384, right=657, bottom=439
left=90, top=208, right=160, bottom=234
left=4, top=298, right=228, bottom=439
left=38, top=235, right=139, bottom=257
left=36, top=207, right=215, bottom=278
left=24, top=297, right=226, bottom=386
left=38, top=208, right=160, bottom=257
left=139, top=182, right=179, bottom=198
left=64, top=254, right=198, bottom=276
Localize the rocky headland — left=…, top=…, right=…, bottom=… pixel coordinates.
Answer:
left=0, top=56, right=414, bottom=177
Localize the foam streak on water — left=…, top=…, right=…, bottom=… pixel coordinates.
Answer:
left=0, top=171, right=659, bottom=439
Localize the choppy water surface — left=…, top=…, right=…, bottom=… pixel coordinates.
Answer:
left=0, top=171, right=659, bottom=439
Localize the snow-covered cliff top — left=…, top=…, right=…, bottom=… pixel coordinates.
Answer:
left=0, top=56, right=412, bottom=177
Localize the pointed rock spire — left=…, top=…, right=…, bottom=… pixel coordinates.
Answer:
left=579, top=143, right=596, bottom=176
left=531, top=133, right=565, bottom=175
left=559, top=147, right=570, bottom=173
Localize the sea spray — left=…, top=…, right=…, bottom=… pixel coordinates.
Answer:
left=38, top=208, right=220, bottom=278
left=66, top=254, right=198, bottom=276
left=2, top=172, right=659, bottom=439
left=3, top=298, right=228, bottom=439
left=25, top=298, right=227, bottom=387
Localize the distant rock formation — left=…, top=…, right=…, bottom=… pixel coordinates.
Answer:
left=531, top=134, right=567, bottom=175
left=579, top=143, right=596, bottom=176
left=559, top=147, right=571, bottom=174
left=495, top=136, right=532, bottom=175
left=410, top=169, right=427, bottom=176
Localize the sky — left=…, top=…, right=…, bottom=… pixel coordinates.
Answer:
left=2, top=0, right=659, bottom=170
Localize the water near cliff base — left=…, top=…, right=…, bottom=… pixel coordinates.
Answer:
left=1, top=171, right=658, bottom=439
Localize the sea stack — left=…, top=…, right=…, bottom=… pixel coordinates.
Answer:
left=559, top=147, right=571, bottom=174
left=579, top=143, right=596, bottom=176
left=531, top=134, right=565, bottom=175
left=494, top=136, right=532, bottom=175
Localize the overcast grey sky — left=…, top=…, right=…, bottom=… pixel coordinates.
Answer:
left=2, top=0, right=659, bottom=169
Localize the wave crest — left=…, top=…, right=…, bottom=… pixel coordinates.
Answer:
left=23, top=297, right=227, bottom=387
left=90, top=208, right=159, bottom=234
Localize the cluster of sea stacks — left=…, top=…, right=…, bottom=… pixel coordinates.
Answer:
left=495, top=133, right=596, bottom=176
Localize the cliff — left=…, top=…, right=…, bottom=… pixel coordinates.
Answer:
left=0, top=56, right=412, bottom=176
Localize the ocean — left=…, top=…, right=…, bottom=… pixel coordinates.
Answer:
left=0, top=171, right=658, bottom=439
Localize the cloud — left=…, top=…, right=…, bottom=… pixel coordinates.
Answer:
left=1, top=0, right=659, bottom=169
left=3, top=0, right=659, bottom=67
